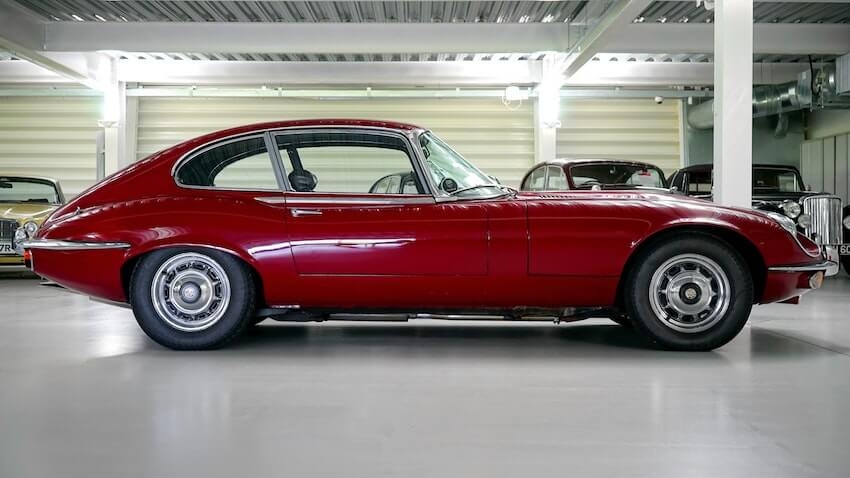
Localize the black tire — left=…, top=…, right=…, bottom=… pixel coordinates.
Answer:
left=610, top=315, right=633, bottom=328
left=842, top=256, right=850, bottom=276
left=129, top=247, right=256, bottom=350
left=622, top=234, right=754, bottom=351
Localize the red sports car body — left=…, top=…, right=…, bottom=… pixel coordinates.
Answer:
left=23, top=119, right=833, bottom=350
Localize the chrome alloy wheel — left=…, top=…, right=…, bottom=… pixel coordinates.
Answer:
left=150, top=252, right=231, bottom=332
left=648, top=253, right=731, bottom=333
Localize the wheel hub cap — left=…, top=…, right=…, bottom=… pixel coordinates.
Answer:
left=150, top=253, right=231, bottom=332
left=648, top=254, right=731, bottom=333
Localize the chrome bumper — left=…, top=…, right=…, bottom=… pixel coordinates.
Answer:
left=768, top=247, right=838, bottom=276
left=768, top=260, right=835, bottom=273
left=823, top=246, right=840, bottom=277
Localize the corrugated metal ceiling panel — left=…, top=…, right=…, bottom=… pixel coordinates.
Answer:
left=13, top=0, right=849, bottom=24
left=12, top=0, right=588, bottom=23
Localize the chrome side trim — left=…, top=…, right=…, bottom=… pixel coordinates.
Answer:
left=20, top=239, right=131, bottom=251
left=768, top=260, right=835, bottom=272
left=256, top=195, right=436, bottom=206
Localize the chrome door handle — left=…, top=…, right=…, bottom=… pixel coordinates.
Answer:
left=291, top=208, right=323, bottom=217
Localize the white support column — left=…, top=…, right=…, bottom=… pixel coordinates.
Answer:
left=713, top=0, right=753, bottom=207
left=94, top=56, right=126, bottom=176
left=533, top=54, right=565, bottom=164
left=534, top=96, right=558, bottom=164
left=123, top=94, right=139, bottom=166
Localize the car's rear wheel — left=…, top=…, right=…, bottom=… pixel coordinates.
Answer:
left=129, top=248, right=255, bottom=350
left=623, top=235, right=754, bottom=351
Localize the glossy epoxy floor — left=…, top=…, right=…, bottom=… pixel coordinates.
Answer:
left=1, top=276, right=850, bottom=478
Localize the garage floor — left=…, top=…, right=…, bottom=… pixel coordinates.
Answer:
left=1, top=275, right=849, bottom=478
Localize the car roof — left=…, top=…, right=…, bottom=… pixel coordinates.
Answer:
left=541, top=158, right=663, bottom=168
left=0, top=175, right=60, bottom=185
left=676, top=163, right=801, bottom=173
left=200, top=118, right=423, bottom=139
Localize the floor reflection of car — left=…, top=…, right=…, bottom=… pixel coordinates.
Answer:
left=520, top=159, right=668, bottom=192
left=668, top=163, right=845, bottom=273
left=0, top=176, right=65, bottom=271
left=21, top=120, right=835, bottom=351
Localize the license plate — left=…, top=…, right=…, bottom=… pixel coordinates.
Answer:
left=840, top=244, right=850, bottom=256
left=0, top=243, right=16, bottom=255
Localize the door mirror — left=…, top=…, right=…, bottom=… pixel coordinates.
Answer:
left=440, top=178, right=459, bottom=193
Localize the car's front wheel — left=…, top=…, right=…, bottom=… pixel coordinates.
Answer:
left=129, top=248, right=255, bottom=350
left=623, top=235, right=754, bottom=351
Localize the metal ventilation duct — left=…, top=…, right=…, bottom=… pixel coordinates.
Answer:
left=836, top=53, right=850, bottom=95
left=687, top=70, right=815, bottom=130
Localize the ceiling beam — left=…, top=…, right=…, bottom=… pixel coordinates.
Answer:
left=562, top=0, right=653, bottom=78
left=115, top=60, right=545, bottom=86
left=606, top=23, right=850, bottom=55
left=44, top=22, right=576, bottom=54
left=0, top=1, right=105, bottom=87
left=40, top=21, right=850, bottom=56
left=0, top=58, right=813, bottom=87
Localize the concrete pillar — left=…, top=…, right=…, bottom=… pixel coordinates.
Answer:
left=713, top=0, right=753, bottom=207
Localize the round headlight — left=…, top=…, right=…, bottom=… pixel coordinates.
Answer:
left=13, top=228, right=27, bottom=253
left=797, top=213, right=812, bottom=229
left=844, top=215, right=850, bottom=230
left=766, top=212, right=797, bottom=235
left=23, top=221, right=38, bottom=237
left=13, top=228, right=27, bottom=244
left=781, top=200, right=802, bottom=219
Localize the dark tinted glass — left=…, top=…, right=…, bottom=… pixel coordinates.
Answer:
left=177, top=136, right=277, bottom=189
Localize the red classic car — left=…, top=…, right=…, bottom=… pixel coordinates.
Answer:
left=23, top=119, right=834, bottom=351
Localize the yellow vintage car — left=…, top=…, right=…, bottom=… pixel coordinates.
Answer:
left=1, top=176, right=65, bottom=271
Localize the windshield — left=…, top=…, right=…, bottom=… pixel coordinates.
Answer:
left=753, top=167, right=801, bottom=192
left=569, top=163, right=666, bottom=189
left=0, top=178, right=60, bottom=204
left=418, top=132, right=503, bottom=198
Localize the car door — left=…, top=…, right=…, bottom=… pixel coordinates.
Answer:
left=271, top=128, right=490, bottom=307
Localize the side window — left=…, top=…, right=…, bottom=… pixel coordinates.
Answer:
left=176, top=136, right=279, bottom=190
left=523, top=167, right=546, bottom=191
left=275, top=131, right=424, bottom=194
left=687, top=171, right=712, bottom=194
left=369, top=176, right=392, bottom=193
left=545, top=166, right=567, bottom=190
left=402, top=176, right=419, bottom=194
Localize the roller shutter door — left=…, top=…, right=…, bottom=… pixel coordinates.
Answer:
left=0, top=96, right=101, bottom=197
left=556, top=98, right=682, bottom=174
left=136, top=96, right=534, bottom=188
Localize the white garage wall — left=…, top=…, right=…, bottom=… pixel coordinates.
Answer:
left=137, top=96, right=534, bottom=188
left=0, top=96, right=101, bottom=197
left=801, top=134, right=850, bottom=205
left=556, top=98, right=682, bottom=174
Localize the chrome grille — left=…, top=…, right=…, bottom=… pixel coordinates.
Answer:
left=0, top=220, right=19, bottom=242
left=802, top=195, right=843, bottom=245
